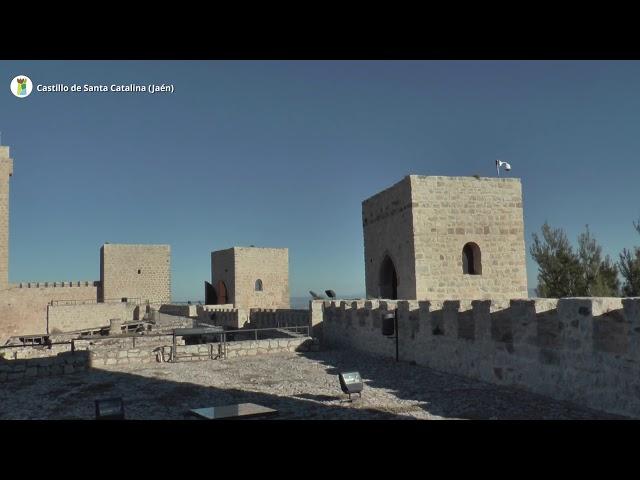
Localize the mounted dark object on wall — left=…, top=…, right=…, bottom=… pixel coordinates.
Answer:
left=309, top=290, right=324, bottom=300
left=338, top=371, right=363, bottom=401
left=325, top=290, right=336, bottom=299
left=382, top=312, right=396, bottom=336
left=381, top=311, right=399, bottom=362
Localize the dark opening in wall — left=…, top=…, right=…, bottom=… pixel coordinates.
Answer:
left=137, top=269, right=141, bottom=274
left=255, top=279, right=263, bottom=291
left=462, top=242, right=482, bottom=275
left=379, top=255, right=398, bottom=299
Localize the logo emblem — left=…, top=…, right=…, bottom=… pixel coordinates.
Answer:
left=10, top=75, right=33, bottom=98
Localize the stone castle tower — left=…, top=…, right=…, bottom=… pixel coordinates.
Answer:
left=362, top=175, right=528, bottom=300
left=0, top=146, right=13, bottom=291
left=209, top=247, right=290, bottom=309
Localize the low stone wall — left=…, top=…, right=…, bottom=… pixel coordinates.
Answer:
left=319, top=297, right=640, bottom=418
left=0, top=351, right=89, bottom=381
left=159, top=304, right=198, bottom=318
left=0, top=334, right=316, bottom=381
left=47, top=301, right=139, bottom=333
left=89, top=336, right=315, bottom=365
left=1, top=343, right=72, bottom=360
left=150, top=311, right=194, bottom=331
left=170, top=337, right=317, bottom=361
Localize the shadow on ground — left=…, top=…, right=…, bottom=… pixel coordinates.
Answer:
left=0, top=348, right=626, bottom=420
left=298, top=349, right=627, bottom=420
left=0, top=352, right=412, bottom=420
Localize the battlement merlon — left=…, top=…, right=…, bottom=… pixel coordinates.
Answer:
left=0, top=146, right=14, bottom=176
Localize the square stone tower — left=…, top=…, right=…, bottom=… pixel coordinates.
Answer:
left=362, top=175, right=527, bottom=300
left=210, top=247, right=290, bottom=309
left=0, top=147, right=13, bottom=291
left=100, top=243, right=171, bottom=304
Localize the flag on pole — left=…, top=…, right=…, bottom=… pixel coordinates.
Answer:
left=496, top=160, right=511, bottom=176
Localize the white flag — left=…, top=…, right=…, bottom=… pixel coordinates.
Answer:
left=496, top=160, right=511, bottom=176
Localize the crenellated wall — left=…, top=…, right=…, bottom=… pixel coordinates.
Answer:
left=0, top=283, right=99, bottom=340
left=195, top=305, right=248, bottom=329
left=319, top=297, right=640, bottom=418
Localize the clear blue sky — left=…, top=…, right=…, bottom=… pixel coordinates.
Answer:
left=2, top=61, right=640, bottom=300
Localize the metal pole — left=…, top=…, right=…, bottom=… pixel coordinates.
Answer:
left=395, top=311, right=399, bottom=362
left=172, top=330, right=176, bottom=363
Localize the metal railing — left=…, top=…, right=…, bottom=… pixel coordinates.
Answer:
left=170, top=325, right=311, bottom=363
left=2, top=325, right=311, bottom=360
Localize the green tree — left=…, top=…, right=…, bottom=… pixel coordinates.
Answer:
left=619, top=220, right=640, bottom=296
left=530, top=222, right=584, bottom=297
left=576, top=225, right=619, bottom=296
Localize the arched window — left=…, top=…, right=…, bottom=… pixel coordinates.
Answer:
left=379, top=255, right=398, bottom=299
left=462, top=242, right=482, bottom=275
left=255, top=279, right=263, bottom=291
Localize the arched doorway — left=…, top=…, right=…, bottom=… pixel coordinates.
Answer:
left=379, top=255, right=398, bottom=299
left=216, top=280, right=228, bottom=304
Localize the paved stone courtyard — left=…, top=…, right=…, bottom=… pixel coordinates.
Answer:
left=0, top=349, right=625, bottom=420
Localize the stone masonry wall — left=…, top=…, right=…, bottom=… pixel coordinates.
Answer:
left=197, top=306, right=248, bottom=329
left=410, top=176, right=527, bottom=300
left=47, top=301, right=139, bottom=334
left=0, top=146, right=13, bottom=291
left=362, top=176, right=527, bottom=301
left=319, top=297, right=640, bottom=418
left=0, top=351, right=89, bottom=381
left=233, top=247, right=290, bottom=310
left=212, top=247, right=289, bottom=310
left=0, top=283, right=98, bottom=341
left=100, top=244, right=171, bottom=304
left=211, top=249, right=235, bottom=304
left=0, top=335, right=314, bottom=382
left=159, top=304, right=198, bottom=318
left=362, top=177, right=417, bottom=299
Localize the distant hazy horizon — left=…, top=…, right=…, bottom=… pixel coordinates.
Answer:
left=175, top=289, right=537, bottom=308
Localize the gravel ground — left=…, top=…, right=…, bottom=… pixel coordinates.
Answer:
left=0, top=349, right=625, bottom=420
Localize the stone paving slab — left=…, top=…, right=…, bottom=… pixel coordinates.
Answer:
left=0, top=349, right=625, bottom=420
